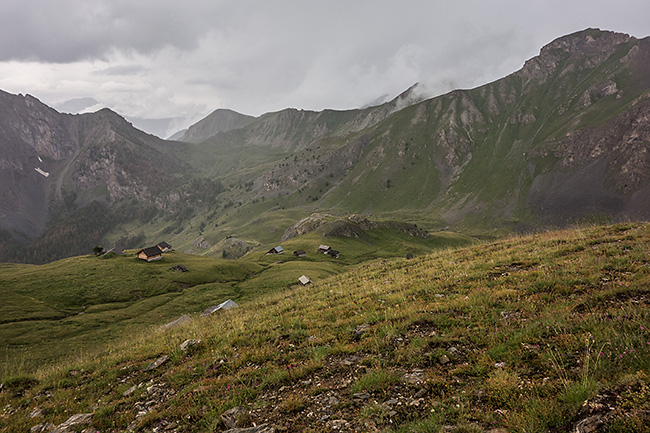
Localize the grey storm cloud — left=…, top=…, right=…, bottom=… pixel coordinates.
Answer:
left=0, top=0, right=648, bottom=137
left=0, top=0, right=230, bottom=62
left=94, top=64, right=148, bottom=76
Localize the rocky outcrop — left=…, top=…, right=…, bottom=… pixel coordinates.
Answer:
left=281, top=213, right=430, bottom=241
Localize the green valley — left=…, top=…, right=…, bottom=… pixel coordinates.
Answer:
left=1, top=221, right=470, bottom=375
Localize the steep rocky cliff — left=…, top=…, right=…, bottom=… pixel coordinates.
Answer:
left=0, top=93, right=191, bottom=262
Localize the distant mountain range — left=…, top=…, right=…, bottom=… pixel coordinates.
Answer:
left=1, top=28, right=649, bottom=264
left=54, top=97, right=189, bottom=139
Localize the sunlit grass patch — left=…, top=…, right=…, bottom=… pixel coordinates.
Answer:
left=351, top=368, right=401, bottom=395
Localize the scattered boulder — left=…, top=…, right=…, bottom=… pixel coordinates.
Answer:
left=223, top=425, right=276, bottom=433
left=221, top=406, right=247, bottom=429
left=191, top=237, right=210, bottom=249
left=126, top=381, right=176, bottom=431
left=341, top=355, right=365, bottom=366
left=143, top=355, right=169, bottom=372
left=122, top=385, right=137, bottom=397
left=160, top=314, right=192, bottom=330
left=330, top=419, right=350, bottom=430
left=353, top=392, right=370, bottom=401
left=49, top=413, right=92, bottom=433
left=573, top=415, right=604, bottom=433
left=403, top=369, right=427, bottom=385
left=413, top=388, right=428, bottom=399
left=180, top=339, right=201, bottom=351
left=352, top=323, right=370, bottom=339
left=201, top=299, right=238, bottom=317
left=30, top=423, right=54, bottom=433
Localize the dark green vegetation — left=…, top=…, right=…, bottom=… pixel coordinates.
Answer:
left=1, top=222, right=649, bottom=432
left=0, top=224, right=468, bottom=375
left=2, top=29, right=650, bottom=264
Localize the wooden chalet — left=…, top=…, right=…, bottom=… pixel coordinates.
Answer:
left=157, top=241, right=172, bottom=252
left=266, top=245, right=284, bottom=255
left=326, top=249, right=340, bottom=259
left=293, top=249, right=306, bottom=257
left=137, top=245, right=163, bottom=261
left=318, top=244, right=331, bottom=253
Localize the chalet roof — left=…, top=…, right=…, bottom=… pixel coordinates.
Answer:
left=158, top=241, right=172, bottom=250
left=267, top=245, right=284, bottom=254
left=298, top=275, right=311, bottom=285
left=294, top=249, right=306, bottom=256
left=138, top=245, right=163, bottom=257
left=318, top=244, right=331, bottom=251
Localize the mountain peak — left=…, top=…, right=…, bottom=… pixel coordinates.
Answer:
left=516, top=28, right=638, bottom=83
left=178, top=108, right=256, bottom=143
left=540, top=28, right=633, bottom=57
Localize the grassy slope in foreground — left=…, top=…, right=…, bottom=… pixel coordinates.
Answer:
left=2, top=223, right=650, bottom=432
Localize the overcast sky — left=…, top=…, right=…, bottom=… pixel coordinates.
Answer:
left=1, top=1, right=648, bottom=137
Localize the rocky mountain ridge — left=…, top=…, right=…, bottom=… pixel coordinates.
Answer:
left=227, top=28, right=650, bottom=226
left=1, top=28, right=649, bottom=263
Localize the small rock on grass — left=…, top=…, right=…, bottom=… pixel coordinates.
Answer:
left=122, top=385, right=137, bottom=397
left=180, top=339, right=201, bottom=351
left=29, top=423, right=54, bottom=433
left=330, top=419, right=350, bottom=430
left=404, top=369, right=427, bottom=384
left=144, top=355, right=169, bottom=372
left=414, top=388, right=428, bottom=399
left=221, top=406, right=248, bottom=429
left=223, top=425, right=276, bottom=433
left=353, top=392, right=370, bottom=400
left=50, top=413, right=92, bottom=433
